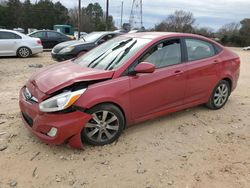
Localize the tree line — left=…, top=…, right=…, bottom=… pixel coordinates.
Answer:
left=154, top=10, right=250, bottom=47
left=0, top=0, right=116, bottom=32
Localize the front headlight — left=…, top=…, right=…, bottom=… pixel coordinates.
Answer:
left=58, top=46, right=75, bottom=54
left=39, top=89, right=86, bottom=112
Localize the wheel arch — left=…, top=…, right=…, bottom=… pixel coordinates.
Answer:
left=16, top=46, right=32, bottom=56
left=221, top=77, right=232, bottom=92
left=84, top=101, right=127, bottom=128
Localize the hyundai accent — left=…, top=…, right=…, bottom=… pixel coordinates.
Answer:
left=19, top=32, right=240, bottom=149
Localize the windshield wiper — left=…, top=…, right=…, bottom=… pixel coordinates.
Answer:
left=106, top=40, right=137, bottom=70
left=87, top=38, right=134, bottom=68
left=112, top=38, right=133, bottom=51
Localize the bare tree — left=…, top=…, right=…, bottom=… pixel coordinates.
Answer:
left=155, top=10, right=195, bottom=33
left=68, top=7, right=78, bottom=28
left=217, top=22, right=242, bottom=46
left=218, top=22, right=240, bottom=36
left=195, top=27, right=214, bottom=38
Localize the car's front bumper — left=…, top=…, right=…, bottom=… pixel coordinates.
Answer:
left=51, top=51, right=76, bottom=62
left=19, top=87, right=92, bottom=149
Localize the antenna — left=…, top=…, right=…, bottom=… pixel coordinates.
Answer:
left=129, top=0, right=143, bottom=30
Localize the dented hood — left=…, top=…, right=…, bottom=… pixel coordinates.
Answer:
left=28, top=61, right=114, bottom=94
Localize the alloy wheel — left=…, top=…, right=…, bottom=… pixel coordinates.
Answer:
left=18, top=47, right=30, bottom=58
left=213, top=83, right=229, bottom=108
left=84, top=110, right=120, bottom=143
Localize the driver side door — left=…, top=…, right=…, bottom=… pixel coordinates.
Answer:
left=129, top=38, right=187, bottom=122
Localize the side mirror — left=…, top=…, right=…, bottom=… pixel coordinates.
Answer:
left=134, top=62, right=155, bottom=74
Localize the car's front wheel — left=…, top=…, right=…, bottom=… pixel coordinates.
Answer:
left=81, top=104, right=125, bottom=146
left=206, top=80, right=231, bottom=110
left=17, top=47, right=31, bottom=58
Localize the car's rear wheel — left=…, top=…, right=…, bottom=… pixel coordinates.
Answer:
left=17, top=47, right=31, bottom=58
left=206, top=80, right=231, bottom=110
left=81, top=104, right=125, bottom=146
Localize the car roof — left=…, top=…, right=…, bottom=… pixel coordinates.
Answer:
left=90, top=31, right=118, bottom=35
left=0, top=29, right=20, bottom=34
left=0, top=29, right=28, bottom=37
left=125, top=32, right=212, bottom=41
left=30, top=30, right=65, bottom=33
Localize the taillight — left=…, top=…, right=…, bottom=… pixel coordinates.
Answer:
left=37, top=39, right=42, bottom=45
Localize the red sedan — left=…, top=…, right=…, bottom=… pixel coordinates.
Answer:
left=19, top=32, right=240, bottom=149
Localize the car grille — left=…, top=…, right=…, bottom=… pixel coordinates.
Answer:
left=22, top=112, right=33, bottom=127
left=23, top=87, right=38, bottom=104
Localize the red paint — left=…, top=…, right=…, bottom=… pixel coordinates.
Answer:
left=134, top=62, right=155, bottom=73
left=19, top=32, right=240, bottom=149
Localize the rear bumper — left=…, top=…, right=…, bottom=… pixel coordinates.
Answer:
left=232, top=66, right=240, bottom=92
left=19, top=87, right=92, bottom=149
left=31, top=46, right=43, bottom=54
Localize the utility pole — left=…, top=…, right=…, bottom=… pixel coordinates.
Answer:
left=78, top=0, right=81, bottom=39
left=106, top=0, right=109, bottom=31
left=120, top=1, right=124, bottom=29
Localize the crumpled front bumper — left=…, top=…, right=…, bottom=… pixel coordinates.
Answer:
left=19, top=87, right=92, bottom=149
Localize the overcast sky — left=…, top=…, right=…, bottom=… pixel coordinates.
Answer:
left=32, top=0, right=250, bottom=30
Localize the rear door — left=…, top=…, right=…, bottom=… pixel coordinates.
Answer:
left=183, top=38, right=221, bottom=104
left=30, top=31, right=47, bottom=48
left=47, top=32, right=68, bottom=48
left=129, top=38, right=187, bottom=121
left=0, top=31, right=22, bottom=56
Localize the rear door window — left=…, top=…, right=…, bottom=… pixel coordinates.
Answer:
left=185, top=38, right=215, bottom=61
left=47, top=32, right=63, bottom=38
left=0, top=31, right=21, bottom=39
left=30, top=32, right=46, bottom=38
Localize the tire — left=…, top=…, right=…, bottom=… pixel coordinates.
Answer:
left=81, top=103, right=125, bottom=146
left=17, top=47, right=31, bottom=58
left=206, top=80, right=231, bottom=110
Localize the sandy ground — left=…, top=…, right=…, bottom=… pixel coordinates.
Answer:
left=0, top=48, right=249, bottom=188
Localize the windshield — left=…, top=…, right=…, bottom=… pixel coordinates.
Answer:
left=82, top=32, right=106, bottom=42
left=74, top=37, right=151, bottom=70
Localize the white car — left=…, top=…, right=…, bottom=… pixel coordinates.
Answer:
left=243, top=46, right=250, bottom=51
left=0, top=29, right=43, bottom=58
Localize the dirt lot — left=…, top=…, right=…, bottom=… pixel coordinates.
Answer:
left=0, top=48, right=249, bottom=188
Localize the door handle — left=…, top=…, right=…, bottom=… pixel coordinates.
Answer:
left=214, top=59, right=220, bottom=64
left=174, top=70, right=183, bottom=75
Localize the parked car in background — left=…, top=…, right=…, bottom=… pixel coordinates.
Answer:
left=19, top=32, right=240, bottom=149
left=243, top=46, right=250, bottom=51
left=51, top=31, right=120, bottom=62
left=28, top=30, right=72, bottom=49
left=0, top=29, right=43, bottom=58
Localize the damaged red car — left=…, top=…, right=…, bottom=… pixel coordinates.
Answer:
left=19, top=32, right=240, bottom=149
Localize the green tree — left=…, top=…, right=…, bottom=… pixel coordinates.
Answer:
left=0, top=4, right=8, bottom=28
left=69, top=2, right=116, bottom=33
left=22, top=0, right=33, bottom=30
left=6, top=0, right=23, bottom=28
left=239, top=19, right=250, bottom=46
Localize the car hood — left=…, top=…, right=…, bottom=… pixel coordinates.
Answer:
left=53, top=40, right=92, bottom=53
left=28, top=61, right=114, bottom=95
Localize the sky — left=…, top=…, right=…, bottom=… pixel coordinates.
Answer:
left=30, top=0, right=250, bottom=31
